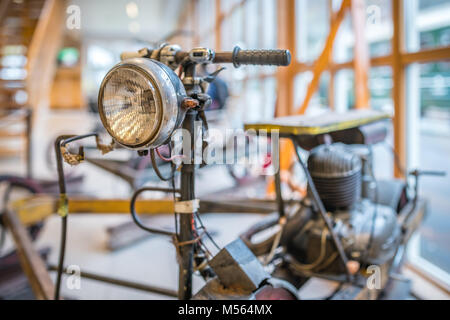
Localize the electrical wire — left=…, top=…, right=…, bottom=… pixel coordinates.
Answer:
left=263, top=224, right=283, bottom=265
left=290, top=228, right=329, bottom=271
left=194, top=211, right=221, bottom=251
left=155, top=146, right=185, bottom=162
left=150, top=148, right=176, bottom=181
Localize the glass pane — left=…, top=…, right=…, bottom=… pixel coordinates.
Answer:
left=245, top=0, right=259, bottom=49
left=233, top=6, right=245, bottom=45
left=366, top=0, right=393, bottom=57
left=334, top=0, right=392, bottom=63
left=334, top=69, right=354, bottom=109
left=405, top=0, right=450, bottom=52
left=261, top=0, right=277, bottom=49
left=369, top=66, right=393, bottom=112
left=409, top=61, right=450, bottom=274
left=333, top=66, right=393, bottom=112
left=294, top=71, right=330, bottom=114
left=245, top=79, right=263, bottom=122
left=296, top=0, right=330, bottom=62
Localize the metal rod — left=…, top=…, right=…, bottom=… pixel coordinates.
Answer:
left=178, top=110, right=196, bottom=300
left=274, top=167, right=285, bottom=218
left=48, top=265, right=177, bottom=298
left=25, top=108, right=32, bottom=179
left=54, top=133, right=101, bottom=300
left=54, top=135, right=75, bottom=300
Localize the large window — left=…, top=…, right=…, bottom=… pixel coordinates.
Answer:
left=402, top=0, right=450, bottom=286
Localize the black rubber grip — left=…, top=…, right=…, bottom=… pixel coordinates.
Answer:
left=232, top=46, right=291, bottom=67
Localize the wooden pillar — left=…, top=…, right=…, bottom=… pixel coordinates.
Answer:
left=276, top=0, right=296, bottom=116
left=392, top=0, right=406, bottom=177
left=351, top=0, right=371, bottom=109
left=215, top=0, right=222, bottom=50
left=328, top=0, right=336, bottom=110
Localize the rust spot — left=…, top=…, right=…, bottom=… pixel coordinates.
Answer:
left=181, top=98, right=199, bottom=109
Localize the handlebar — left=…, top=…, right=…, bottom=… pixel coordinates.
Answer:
left=214, top=46, right=291, bottom=67
left=120, top=45, right=291, bottom=68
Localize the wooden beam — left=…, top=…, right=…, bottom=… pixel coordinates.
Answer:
left=401, top=46, right=450, bottom=65
left=330, top=54, right=393, bottom=71
left=351, top=0, right=371, bottom=109
left=26, top=0, right=66, bottom=109
left=392, top=0, right=406, bottom=178
left=3, top=209, right=55, bottom=300
left=294, top=45, right=449, bottom=74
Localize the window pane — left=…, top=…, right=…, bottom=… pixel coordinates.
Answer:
left=261, top=0, right=277, bottom=49
left=369, top=66, right=393, bottom=112
left=334, top=69, right=354, bottom=109
left=405, top=0, right=450, bottom=52
left=294, top=71, right=330, bottom=114
left=245, top=0, right=259, bottom=48
left=408, top=61, right=450, bottom=275
left=366, top=0, right=393, bottom=57
left=334, top=0, right=392, bottom=63
left=296, top=0, right=330, bottom=62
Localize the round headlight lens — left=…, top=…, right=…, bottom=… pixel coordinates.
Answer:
left=99, top=67, right=161, bottom=147
left=99, top=58, right=186, bottom=150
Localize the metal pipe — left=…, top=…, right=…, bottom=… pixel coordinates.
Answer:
left=54, top=135, right=75, bottom=300
left=25, top=108, right=32, bottom=179
left=54, top=133, right=102, bottom=300
left=274, top=169, right=285, bottom=218
left=48, top=265, right=178, bottom=298
left=178, top=110, right=196, bottom=300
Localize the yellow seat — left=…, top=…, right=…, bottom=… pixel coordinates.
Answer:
left=244, top=110, right=391, bottom=136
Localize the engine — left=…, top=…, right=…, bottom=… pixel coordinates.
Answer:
left=281, top=143, right=402, bottom=275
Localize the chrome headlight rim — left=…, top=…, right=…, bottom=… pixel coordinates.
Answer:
left=98, top=63, right=163, bottom=149
left=98, top=58, right=186, bottom=150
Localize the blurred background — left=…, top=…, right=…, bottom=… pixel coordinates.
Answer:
left=0, top=0, right=448, bottom=299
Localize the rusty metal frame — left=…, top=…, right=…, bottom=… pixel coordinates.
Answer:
left=4, top=194, right=282, bottom=299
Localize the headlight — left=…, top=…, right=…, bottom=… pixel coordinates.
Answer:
left=98, top=58, right=186, bottom=150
